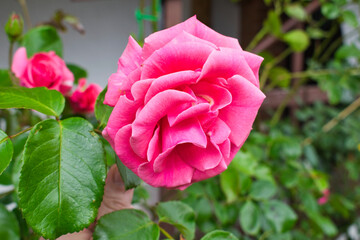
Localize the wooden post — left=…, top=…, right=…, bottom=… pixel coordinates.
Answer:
left=191, top=0, right=211, bottom=26
left=164, top=0, right=183, bottom=28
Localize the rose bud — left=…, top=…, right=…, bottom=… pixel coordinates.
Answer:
left=69, top=78, right=102, bottom=114
left=103, top=16, right=265, bottom=189
left=5, top=13, right=23, bottom=42
left=11, top=47, right=74, bottom=95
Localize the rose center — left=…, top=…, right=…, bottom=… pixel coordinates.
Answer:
left=197, top=94, right=214, bottom=106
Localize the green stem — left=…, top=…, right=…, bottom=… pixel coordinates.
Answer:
left=159, top=226, right=174, bottom=239
left=269, top=66, right=360, bottom=126
left=246, top=27, right=268, bottom=52
left=260, top=48, right=292, bottom=89
left=0, top=126, right=33, bottom=145
left=319, top=37, right=342, bottom=63
left=94, top=129, right=102, bottom=135
left=319, top=24, right=360, bottom=63
left=151, top=0, right=158, bottom=32
left=303, top=97, right=360, bottom=146
left=313, top=24, right=338, bottom=60
left=291, top=68, right=360, bottom=79
left=8, top=41, right=14, bottom=69
left=322, top=96, right=360, bottom=133
left=259, top=230, right=272, bottom=240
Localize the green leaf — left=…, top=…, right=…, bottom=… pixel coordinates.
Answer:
left=95, top=87, right=113, bottom=128
left=201, top=230, right=238, bottom=240
left=262, top=200, right=297, bottom=233
left=269, top=137, right=302, bottom=161
left=343, top=10, right=358, bottom=28
left=19, top=118, right=106, bottom=239
left=267, top=232, right=292, bottom=240
left=285, top=4, right=307, bottom=21
left=307, top=211, right=337, bottom=236
left=156, top=201, right=195, bottom=240
left=0, top=203, right=20, bottom=240
left=66, top=64, right=87, bottom=84
left=220, top=167, right=239, bottom=203
left=93, top=209, right=160, bottom=240
left=0, top=69, right=13, bottom=87
left=279, top=167, right=299, bottom=188
left=0, top=130, right=13, bottom=175
left=306, top=27, right=325, bottom=39
left=321, top=3, right=340, bottom=19
left=116, top=156, right=141, bottom=190
left=335, top=44, right=360, bottom=60
left=231, top=151, right=258, bottom=175
left=268, top=67, right=291, bottom=88
left=283, top=30, right=310, bottom=52
left=101, top=137, right=116, bottom=167
left=19, top=26, right=63, bottom=57
left=264, top=11, right=282, bottom=37
left=249, top=180, right=277, bottom=200
left=0, top=87, right=65, bottom=117
left=239, top=200, right=261, bottom=236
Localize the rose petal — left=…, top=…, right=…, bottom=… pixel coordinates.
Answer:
left=104, top=68, right=141, bottom=106
left=105, top=96, right=140, bottom=145
left=131, top=78, right=154, bottom=101
left=177, top=138, right=222, bottom=171
left=104, top=72, right=126, bottom=106
left=131, top=90, right=195, bottom=158
left=192, top=158, right=227, bottom=182
left=200, top=48, right=259, bottom=87
left=137, top=151, right=194, bottom=188
left=168, top=103, right=210, bottom=127
left=218, top=76, right=265, bottom=146
left=208, top=118, right=231, bottom=144
left=227, top=75, right=265, bottom=107
left=242, top=51, right=263, bottom=82
left=145, top=70, right=200, bottom=104
left=143, top=16, right=240, bottom=59
left=11, top=47, right=28, bottom=79
left=191, top=82, right=232, bottom=111
left=114, top=124, right=145, bottom=173
left=228, top=143, right=240, bottom=165
left=161, top=118, right=207, bottom=152
left=142, top=16, right=199, bottom=59
left=147, top=126, right=160, bottom=162
left=118, top=36, right=143, bottom=75
left=219, top=138, right=231, bottom=160
left=141, top=41, right=214, bottom=80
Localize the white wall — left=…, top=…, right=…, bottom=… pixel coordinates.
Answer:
left=0, top=0, right=140, bottom=87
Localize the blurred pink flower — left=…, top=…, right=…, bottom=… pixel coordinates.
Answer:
left=103, top=16, right=265, bottom=189
left=11, top=47, right=74, bottom=95
left=69, top=78, right=102, bottom=114
left=318, top=189, right=330, bottom=205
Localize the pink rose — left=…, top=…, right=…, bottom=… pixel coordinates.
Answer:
left=11, top=47, right=74, bottom=95
left=69, top=78, right=102, bottom=113
left=103, top=16, right=265, bottom=189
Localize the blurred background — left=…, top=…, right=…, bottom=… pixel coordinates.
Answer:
left=1, top=0, right=360, bottom=239
left=0, top=0, right=239, bottom=86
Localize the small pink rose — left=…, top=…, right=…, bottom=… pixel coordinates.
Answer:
left=103, top=16, right=265, bottom=189
left=69, top=78, right=102, bottom=114
left=11, top=47, right=74, bottom=95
